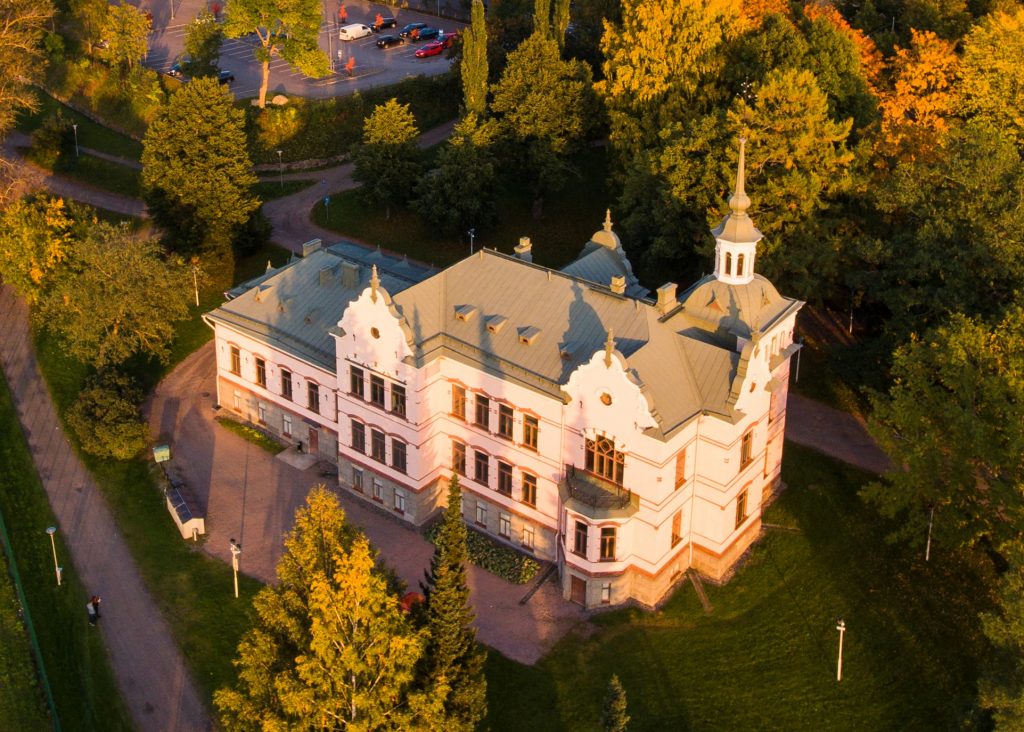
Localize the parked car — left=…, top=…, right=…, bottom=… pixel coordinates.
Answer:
left=217, top=69, right=235, bottom=84
left=415, top=40, right=446, bottom=57
left=376, top=34, right=404, bottom=49
left=398, top=22, right=427, bottom=38
left=338, top=23, right=373, bottom=41
left=169, top=61, right=185, bottom=77
left=417, top=27, right=441, bottom=41
left=372, top=16, right=397, bottom=31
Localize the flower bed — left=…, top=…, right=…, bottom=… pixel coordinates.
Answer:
left=427, top=522, right=541, bottom=585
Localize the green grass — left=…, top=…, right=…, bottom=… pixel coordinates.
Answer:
left=63, top=154, right=142, bottom=198
left=16, top=92, right=143, bottom=160
left=484, top=443, right=994, bottom=731
left=215, top=417, right=286, bottom=454
left=312, top=146, right=611, bottom=270
left=0, top=374, right=132, bottom=731
left=254, top=178, right=317, bottom=201
left=0, top=551, right=48, bottom=730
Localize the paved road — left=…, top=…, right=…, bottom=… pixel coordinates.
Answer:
left=0, top=288, right=210, bottom=732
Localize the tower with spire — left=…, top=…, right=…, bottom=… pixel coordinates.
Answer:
left=712, top=138, right=762, bottom=286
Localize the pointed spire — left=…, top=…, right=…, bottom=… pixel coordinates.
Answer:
left=729, top=137, right=751, bottom=217
left=604, top=328, right=615, bottom=367
left=266, top=260, right=272, bottom=272
left=370, top=265, right=379, bottom=303
left=603, top=208, right=613, bottom=233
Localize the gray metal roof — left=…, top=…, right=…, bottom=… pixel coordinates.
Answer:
left=560, top=245, right=650, bottom=299
left=673, top=274, right=800, bottom=348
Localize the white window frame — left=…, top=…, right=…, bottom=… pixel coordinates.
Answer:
left=499, top=512, right=511, bottom=538
left=282, top=413, right=293, bottom=437
left=394, top=489, right=406, bottom=514
left=475, top=502, right=487, bottom=527
left=372, top=478, right=383, bottom=501
left=522, top=525, right=535, bottom=550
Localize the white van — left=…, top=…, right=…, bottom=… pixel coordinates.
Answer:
left=339, top=24, right=373, bottom=41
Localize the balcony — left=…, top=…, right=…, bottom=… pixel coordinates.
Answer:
left=559, top=465, right=638, bottom=520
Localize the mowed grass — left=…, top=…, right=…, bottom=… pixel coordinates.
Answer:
left=16, top=92, right=143, bottom=160
left=311, top=146, right=612, bottom=270
left=484, top=443, right=994, bottom=731
left=0, top=374, right=132, bottom=731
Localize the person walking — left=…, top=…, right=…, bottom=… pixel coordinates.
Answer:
left=87, top=595, right=102, bottom=626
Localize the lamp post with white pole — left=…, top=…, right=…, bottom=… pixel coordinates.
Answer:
left=229, top=539, right=241, bottom=599
left=468, top=228, right=475, bottom=255
left=72, top=124, right=79, bottom=159
left=45, top=527, right=62, bottom=586
left=836, top=618, right=846, bottom=682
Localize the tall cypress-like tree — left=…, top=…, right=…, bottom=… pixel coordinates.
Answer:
left=422, top=475, right=487, bottom=730
left=602, top=675, right=630, bottom=731
left=460, top=0, right=489, bottom=118
left=552, top=0, right=571, bottom=47
left=352, top=99, right=423, bottom=219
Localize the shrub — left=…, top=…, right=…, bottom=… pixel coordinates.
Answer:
left=29, top=111, right=75, bottom=170
left=427, top=522, right=541, bottom=584
left=66, top=371, right=149, bottom=460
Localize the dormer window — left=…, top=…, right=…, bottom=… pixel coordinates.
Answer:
left=455, top=304, right=477, bottom=322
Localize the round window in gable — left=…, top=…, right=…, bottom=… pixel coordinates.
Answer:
left=600, top=392, right=613, bottom=406
left=370, top=327, right=381, bottom=339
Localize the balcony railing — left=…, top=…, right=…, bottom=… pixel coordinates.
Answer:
left=561, top=465, right=632, bottom=510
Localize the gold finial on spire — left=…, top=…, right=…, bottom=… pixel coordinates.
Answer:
left=266, top=260, right=272, bottom=272
left=603, top=208, right=613, bottom=233
left=729, top=136, right=751, bottom=217
left=604, top=328, right=615, bottom=367
left=370, top=265, right=379, bottom=303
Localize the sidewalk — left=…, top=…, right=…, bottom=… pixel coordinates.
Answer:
left=0, top=287, right=210, bottom=732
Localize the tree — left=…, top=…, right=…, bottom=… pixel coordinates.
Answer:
left=534, top=0, right=551, bottom=36
left=183, top=10, right=224, bottom=77
left=0, top=195, right=75, bottom=304
left=352, top=99, right=422, bottom=219
left=862, top=306, right=1024, bottom=553
left=0, top=0, right=54, bottom=141
left=601, top=675, right=630, bottom=732
left=215, top=486, right=448, bottom=730
left=980, top=543, right=1024, bottom=728
left=35, top=222, right=193, bottom=367
left=223, top=0, right=329, bottom=109
left=413, top=115, right=498, bottom=235
left=460, top=0, right=489, bottom=117
left=958, top=7, right=1024, bottom=148
left=421, top=475, right=487, bottom=730
left=141, top=77, right=259, bottom=273
left=66, top=370, right=149, bottom=460
left=101, top=2, right=151, bottom=80
left=552, top=0, right=571, bottom=46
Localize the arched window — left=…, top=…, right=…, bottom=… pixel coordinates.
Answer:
left=585, top=436, right=625, bottom=485
left=725, top=252, right=733, bottom=276
left=737, top=253, right=745, bottom=277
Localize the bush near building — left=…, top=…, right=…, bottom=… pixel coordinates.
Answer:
left=427, top=522, right=541, bottom=585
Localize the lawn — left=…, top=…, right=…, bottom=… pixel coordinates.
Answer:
left=311, top=146, right=612, bottom=270
left=484, top=443, right=994, bottom=731
left=0, top=374, right=132, bottom=731
left=16, top=92, right=143, bottom=160
left=63, top=154, right=142, bottom=198
left=215, top=417, right=287, bottom=454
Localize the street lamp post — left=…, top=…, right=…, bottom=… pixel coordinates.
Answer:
left=229, top=539, right=242, bottom=599
left=45, top=527, right=62, bottom=586
left=72, top=124, right=79, bottom=158
left=836, top=618, right=846, bottom=682
left=925, top=505, right=935, bottom=561
left=468, top=228, right=475, bottom=255
left=795, top=336, right=804, bottom=383
left=277, top=150, right=284, bottom=189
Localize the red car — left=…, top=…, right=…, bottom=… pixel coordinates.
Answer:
left=414, top=33, right=458, bottom=58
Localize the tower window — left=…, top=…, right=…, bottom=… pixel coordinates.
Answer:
left=725, top=252, right=732, bottom=276
left=737, top=253, right=745, bottom=277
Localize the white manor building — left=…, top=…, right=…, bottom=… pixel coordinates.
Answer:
left=205, top=147, right=803, bottom=608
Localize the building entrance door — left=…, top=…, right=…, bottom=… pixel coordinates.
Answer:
left=570, top=575, right=586, bottom=606
left=308, top=428, right=319, bottom=456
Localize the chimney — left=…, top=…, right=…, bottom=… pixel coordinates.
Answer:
left=301, top=239, right=322, bottom=257
left=656, top=282, right=678, bottom=314
left=318, top=265, right=334, bottom=286
left=610, top=275, right=626, bottom=295
left=514, top=236, right=533, bottom=262
left=340, top=262, right=360, bottom=289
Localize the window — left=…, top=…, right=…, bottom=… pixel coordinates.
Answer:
left=370, top=375, right=385, bottom=407
left=768, top=391, right=777, bottom=424
left=499, top=512, right=511, bottom=538
left=352, top=467, right=364, bottom=493
left=523, top=415, right=539, bottom=450
left=475, top=395, right=489, bottom=429
left=282, top=413, right=293, bottom=437
left=498, top=404, right=514, bottom=439
left=351, top=420, right=365, bottom=453
left=725, top=252, right=732, bottom=276
left=372, top=478, right=382, bottom=502
left=601, top=582, right=612, bottom=605
left=497, top=461, right=513, bottom=495
left=671, top=510, right=683, bottom=548
left=391, top=384, right=406, bottom=417
left=391, top=439, right=407, bottom=473
left=585, top=436, right=625, bottom=485
left=600, top=527, right=617, bottom=561
left=255, top=357, right=267, bottom=388
left=229, top=346, right=240, bottom=375
left=675, top=450, right=686, bottom=489
left=257, top=403, right=266, bottom=424
left=233, top=390, right=241, bottom=411
left=475, top=502, right=487, bottom=527
left=394, top=489, right=406, bottom=514
left=737, top=253, right=745, bottom=277
left=350, top=366, right=364, bottom=398
left=452, top=385, right=466, bottom=419
left=522, top=473, right=537, bottom=507
left=371, top=429, right=386, bottom=462
left=740, top=429, right=753, bottom=468
left=452, top=441, right=466, bottom=476
left=474, top=450, right=489, bottom=485
left=281, top=370, right=293, bottom=401
left=735, top=490, right=748, bottom=529
left=573, top=521, right=588, bottom=557
left=307, top=382, right=320, bottom=414
left=522, top=525, right=535, bottom=550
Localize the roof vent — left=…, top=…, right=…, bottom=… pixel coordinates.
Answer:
left=278, top=296, right=292, bottom=313
left=454, top=304, right=478, bottom=322
left=559, top=347, right=573, bottom=360
left=518, top=326, right=541, bottom=345
left=253, top=284, right=274, bottom=303
left=610, top=275, right=626, bottom=295
left=486, top=315, right=508, bottom=333
left=341, top=261, right=360, bottom=289
left=514, top=237, right=533, bottom=263
left=656, top=282, right=678, bottom=314
left=301, top=239, right=322, bottom=257
left=318, top=265, right=334, bottom=287
left=304, top=307, right=320, bottom=324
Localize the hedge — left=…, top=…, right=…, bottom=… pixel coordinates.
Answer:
left=427, top=522, right=541, bottom=585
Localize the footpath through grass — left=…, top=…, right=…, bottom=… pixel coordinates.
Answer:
left=0, top=374, right=132, bottom=731
left=485, top=443, right=995, bottom=731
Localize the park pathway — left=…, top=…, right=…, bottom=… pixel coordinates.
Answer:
left=0, top=287, right=211, bottom=732
left=786, top=393, right=892, bottom=475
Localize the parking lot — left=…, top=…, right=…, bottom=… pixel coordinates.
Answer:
left=142, top=0, right=466, bottom=99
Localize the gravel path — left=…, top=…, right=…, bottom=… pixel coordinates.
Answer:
left=786, top=393, right=893, bottom=475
